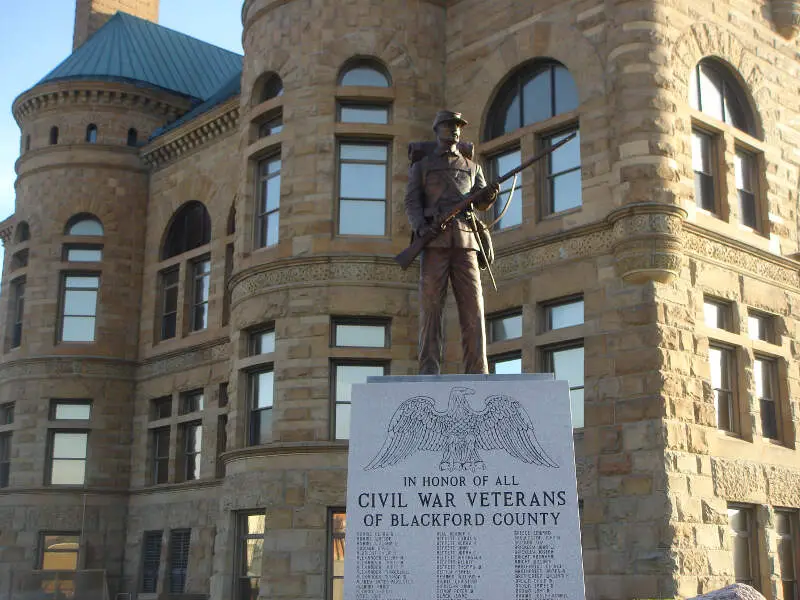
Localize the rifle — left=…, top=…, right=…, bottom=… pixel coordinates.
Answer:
left=394, top=131, right=578, bottom=270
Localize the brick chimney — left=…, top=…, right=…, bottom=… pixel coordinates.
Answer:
left=73, top=0, right=160, bottom=49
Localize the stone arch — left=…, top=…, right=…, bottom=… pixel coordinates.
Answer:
left=671, top=22, right=774, bottom=142
left=468, top=19, right=606, bottom=137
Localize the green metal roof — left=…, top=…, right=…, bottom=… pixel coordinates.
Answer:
left=39, top=12, right=242, bottom=101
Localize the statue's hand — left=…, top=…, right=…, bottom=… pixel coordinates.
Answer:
left=474, top=183, right=500, bottom=210
left=416, top=223, right=436, bottom=238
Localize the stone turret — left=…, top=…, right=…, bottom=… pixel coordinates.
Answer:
left=73, top=0, right=159, bottom=48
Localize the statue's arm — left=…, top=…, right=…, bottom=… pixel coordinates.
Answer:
left=471, top=163, right=498, bottom=211
left=405, top=161, right=426, bottom=233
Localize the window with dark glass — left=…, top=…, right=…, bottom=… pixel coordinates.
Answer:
left=249, top=369, right=274, bottom=446
left=190, top=258, right=210, bottom=331
left=216, top=414, right=227, bottom=478
left=50, top=126, right=59, bottom=145
left=159, top=268, right=179, bottom=340
left=64, top=245, right=102, bottom=262
left=258, top=114, right=283, bottom=138
left=10, top=250, right=28, bottom=270
left=0, top=432, right=10, bottom=488
left=86, top=124, right=97, bottom=143
left=141, top=531, right=163, bottom=593
left=490, top=352, right=522, bottom=375
left=180, top=390, right=204, bottom=414
left=777, top=510, right=798, bottom=600
left=219, top=383, right=229, bottom=408
left=127, top=128, right=138, bottom=147
left=152, top=427, right=170, bottom=484
left=51, top=401, right=91, bottom=421
left=338, top=103, right=389, bottom=124
left=748, top=311, right=774, bottom=343
left=256, top=73, right=283, bottom=104
left=152, top=396, right=172, bottom=420
left=692, top=129, right=716, bottom=213
left=332, top=319, right=388, bottom=348
left=728, top=505, right=758, bottom=589
left=337, top=142, right=388, bottom=236
left=542, top=344, right=584, bottom=428
left=339, top=60, right=390, bottom=87
left=161, top=201, right=211, bottom=260
left=236, top=512, right=265, bottom=600
left=332, top=362, right=388, bottom=440
left=59, top=274, right=99, bottom=342
left=24, top=135, right=30, bottom=152
left=10, top=278, right=24, bottom=348
left=65, top=215, right=103, bottom=236
left=256, top=156, right=281, bottom=248
left=168, top=529, right=191, bottom=593
left=735, top=148, right=757, bottom=228
left=544, top=297, right=584, bottom=331
left=329, top=511, right=346, bottom=600
left=47, top=431, right=88, bottom=485
left=250, top=328, right=276, bottom=355
left=39, top=532, right=80, bottom=570
left=15, top=221, right=30, bottom=243
left=690, top=60, right=755, bottom=134
left=490, top=149, right=522, bottom=229
left=543, top=128, right=581, bottom=214
left=703, top=298, right=733, bottom=331
left=485, top=62, right=578, bottom=140
left=487, top=311, right=522, bottom=343
left=179, top=422, right=202, bottom=482
left=754, top=356, right=779, bottom=440
left=0, top=403, right=13, bottom=425
left=709, top=344, right=737, bottom=432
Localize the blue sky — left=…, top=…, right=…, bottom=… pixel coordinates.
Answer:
left=0, top=0, right=244, bottom=226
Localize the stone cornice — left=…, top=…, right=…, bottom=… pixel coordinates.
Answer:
left=140, top=98, right=240, bottom=170
left=12, top=80, right=193, bottom=125
left=0, top=355, right=137, bottom=381
left=222, top=441, right=349, bottom=464
left=138, top=337, right=230, bottom=381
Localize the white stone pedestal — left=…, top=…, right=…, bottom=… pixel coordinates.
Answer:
left=344, top=374, right=585, bottom=600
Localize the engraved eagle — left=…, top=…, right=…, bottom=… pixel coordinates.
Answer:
left=365, top=386, right=558, bottom=472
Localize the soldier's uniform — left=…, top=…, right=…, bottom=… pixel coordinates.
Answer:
left=404, top=111, right=495, bottom=375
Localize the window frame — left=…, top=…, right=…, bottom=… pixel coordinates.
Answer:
left=330, top=360, right=390, bottom=441
left=708, top=342, right=739, bottom=434
left=179, top=390, right=204, bottom=415
left=489, top=351, right=523, bottom=375
left=188, top=256, right=211, bottom=332
left=776, top=509, right=799, bottom=600
left=541, top=295, right=585, bottom=333
left=50, top=400, right=92, bottom=421
left=540, top=125, right=582, bottom=217
left=158, top=267, right=180, bottom=341
left=691, top=126, right=720, bottom=215
left=335, top=140, right=391, bottom=237
left=151, top=426, right=170, bottom=485
left=38, top=531, right=80, bottom=571
left=140, top=530, right=163, bottom=594
left=248, top=366, right=275, bottom=447
left=179, top=421, right=202, bottom=482
left=9, top=277, right=25, bottom=349
left=753, top=354, right=781, bottom=441
left=728, top=504, right=759, bottom=590
left=235, top=511, right=266, bottom=600
left=327, top=509, right=347, bottom=600
left=255, top=153, right=281, bottom=249
left=331, top=317, right=390, bottom=349
left=58, top=273, right=100, bottom=343
left=337, top=102, right=391, bottom=125
left=249, top=327, right=276, bottom=356
left=167, top=528, right=191, bottom=594
left=487, top=147, right=523, bottom=230
left=0, top=431, right=11, bottom=488
left=540, top=341, right=585, bottom=429
left=486, top=309, right=523, bottom=344
left=46, top=430, right=89, bottom=486
left=734, top=145, right=759, bottom=229
left=338, top=60, right=391, bottom=87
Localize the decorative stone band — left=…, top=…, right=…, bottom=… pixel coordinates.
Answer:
left=230, top=256, right=419, bottom=306
left=771, top=0, right=800, bottom=39
left=608, top=203, right=688, bottom=284
left=11, top=81, right=192, bottom=124
left=141, top=100, right=240, bottom=170
left=138, top=338, right=231, bottom=381
left=0, top=356, right=136, bottom=382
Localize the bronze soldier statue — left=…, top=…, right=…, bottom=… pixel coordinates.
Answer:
left=405, top=110, right=499, bottom=375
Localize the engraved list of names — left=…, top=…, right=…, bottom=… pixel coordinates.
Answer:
left=345, top=377, right=586, bottom=600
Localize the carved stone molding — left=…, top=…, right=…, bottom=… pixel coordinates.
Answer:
left=230, top=256, right=418, bottom=306
left=138, top=339, right=231, bottom=381
left=141, top=101, right=240, bottom=170
left=608, top=203, right=688, bottom=284
left=0, top=356, right=136, bottom=382
left=771, top=0, right=800, bottom=39
left=683, top=224, right=800, bottom=289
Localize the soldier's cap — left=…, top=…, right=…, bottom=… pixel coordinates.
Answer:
left=432, top=110, right=469, bottom=130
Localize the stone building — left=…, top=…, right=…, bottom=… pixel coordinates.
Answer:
left=0, top=0, right=799, bottom=598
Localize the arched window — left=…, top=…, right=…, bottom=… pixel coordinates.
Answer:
left=254, top=73, right=283, bottom=104
left=161, top=201, right=211, bottom=260
left=66, top=214, right=104, bottom=236
left=484, top=60, right=581, bottom=224
left=50, top=127, right=59, bottom=145
left=689, top=58, right=762, bottom=229
left=14, top=222, right=30, bottom=243
left=86, top=124, right=98, bottom=143
left=485, top=61, right=578, bottom=141
left=689, top=59, right=756, bottom=135
left=127, top=128, right=138, bottom=147
left=338, top=59, right=390, bottom=87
